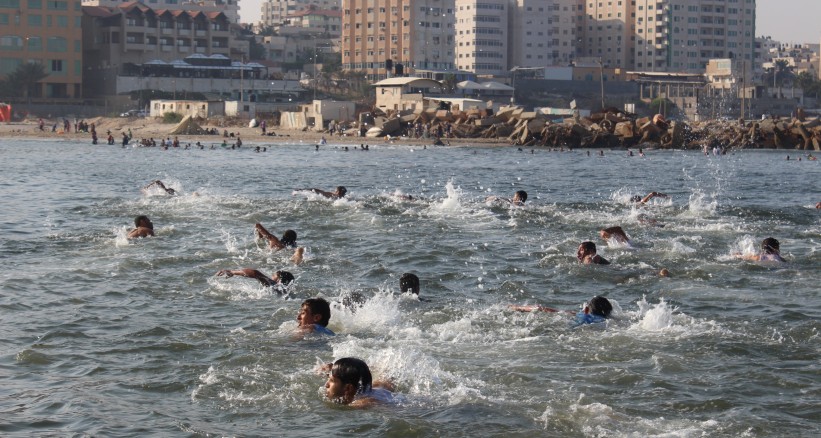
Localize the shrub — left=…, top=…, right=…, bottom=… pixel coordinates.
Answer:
left=162, top=112, right=183, bottom=124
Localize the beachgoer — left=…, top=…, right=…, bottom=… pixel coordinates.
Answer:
left=631, top=191, right=668, bottom=204
left=599, top=226, right=630, bottom=244
left=577, top=241, right=609, bottom=265
left=297, top=298, right=335, bottom=335
left=127, top=215, right=155, bottom=239
left=486, top=190, right=527, bottom=206
left=511, top=295, right=614, bottom=327
left=738, top=237, right=786, bottom=262
left=143, top=180, right=176, bottom=195
left=399, top=273, right=419, bottom=295
left=215, top=268, right=294, bottom=291
left=324, top=357, right=395, bottom=406
left=299, top=186, right=347, bottom=199
left=254, top=223, right=297, bottom=250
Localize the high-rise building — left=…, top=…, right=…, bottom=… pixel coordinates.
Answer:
left=261, top=0, right=340, bottom=27
left=454, top=0, right=508, bottom=76
left=582, top=0, right=634, bottom=69
left=340, top=0, right=455, bottom=80
left=509, top=0, right=584, bottom=69
left=83, top=0, right=241, bottom=24
left=0, top=0, right=84, bottom=99
left=633, top=0, right=756, bottom=72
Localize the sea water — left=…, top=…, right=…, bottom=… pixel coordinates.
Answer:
left=0, top=138, right=819, bottom=436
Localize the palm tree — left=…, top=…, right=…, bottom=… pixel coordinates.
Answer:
left=763, top=59, right=794, bottom=98
left=6, top=62, right=49, bottom=102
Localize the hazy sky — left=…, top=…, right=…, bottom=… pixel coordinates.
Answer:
left=238, top=0, right=821, bottom=45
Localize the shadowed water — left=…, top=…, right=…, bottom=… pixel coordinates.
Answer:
left=1, top=139, right=819, bottom=436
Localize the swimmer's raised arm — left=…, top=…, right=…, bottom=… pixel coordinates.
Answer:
left=640, top=191, right=668, bottom=204
left=216, top=268, right=274, bottom=286
left=254, top=223, right=284, bottom=249
left=143, top=180, right=175, bottom=195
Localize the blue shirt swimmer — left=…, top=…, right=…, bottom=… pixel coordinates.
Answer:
left=297, top=298, right=335, bottom=336
left=511, top=295, right=614, bottom=328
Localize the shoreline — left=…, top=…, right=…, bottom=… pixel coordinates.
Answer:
left=0, top=118, right=512, bottom=148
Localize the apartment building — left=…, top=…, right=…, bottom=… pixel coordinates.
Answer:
left=509, top=0, right=584, bottom=69
left=285, top=6, right=342, bottom=37
left=261, top=0, right=340, bottom=27
left=634, top=0, right=755, bottom=73
left=454, top=0, right=508, bottom=76
left=582, top=0, right=634, bottom=69
left=82, top=2, right=238, bottom=96
left=83, top=0, right=240, bottom=24
left=0, top=0, right=84, bottom=99
left=340, top=0, right=455, bottom=81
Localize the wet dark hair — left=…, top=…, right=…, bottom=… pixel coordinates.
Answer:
left=302, top=297, right=331, bottom=327
left=336, top=186, right=347, bottom=197
left=514, top=190, right=527, bottom=203
left=761, top=237, right=780, bottom=254
left=134, top=215, right=152, bottom=228
left=281, top=230, right=297, bottom=248
left=630, top=195, right=642, bottom=203
left=341, top=292, right=367, bottom=311
left=580, top=241, right=597, bottom=253
left=587, top=296, right=613, bottom=318
left=276, top=270, right=294, bottom=285
left=399, top=273, right=420, bottom=295
left=331, top=357, right=372, bottom=395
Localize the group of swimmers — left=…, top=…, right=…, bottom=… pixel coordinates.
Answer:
left=125, top=181, right=798, bottom=406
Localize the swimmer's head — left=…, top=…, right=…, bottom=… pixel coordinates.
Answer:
left=134, top=215, right=153, bottom=229
left=274, top=270, right=294, bottom=286
left=326, top=357, right=372, bottom=403
left=585, top=296, right=613, bottom=318
left=399, top=273, right=420, bottom=295
left=513, top=190, right=527, bottom=205
left=281, top=230, right=298, bottom=247
left=577, top=241, right=597, bottom=260
left=335, top=186, right=347, bottom=198
left=761, top=237, right=780, bottom=255
left=659, top=268, right=670, bottom=277
left=300, top=297, right=331, bottom=327
left=630, top=195, right=642, bottom=203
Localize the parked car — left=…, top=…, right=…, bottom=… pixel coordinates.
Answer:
left=120, top=109, right=148, bottom=118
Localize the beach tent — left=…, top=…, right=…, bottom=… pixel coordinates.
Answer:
left=0, top=103, right=11, bottom=122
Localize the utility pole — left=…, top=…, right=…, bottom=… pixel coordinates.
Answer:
left=599, top=57, right=605, bottom=110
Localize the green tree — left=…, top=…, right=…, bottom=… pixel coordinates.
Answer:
left=4, top=62, right=49, bottom=101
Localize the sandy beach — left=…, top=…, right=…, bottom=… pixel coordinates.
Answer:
left=0, top=117, right=509, bottom=147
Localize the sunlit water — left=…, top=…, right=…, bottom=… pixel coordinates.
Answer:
left=1, top=138, right=819, bottom=436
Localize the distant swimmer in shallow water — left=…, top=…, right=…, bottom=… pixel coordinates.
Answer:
left=577, top=241, right=610, bottom=265
left=816, top=202, right=821, bottom=209
left=215, top=268, right=295, bottom=291
left=631, top=191, right=668, bottom=204
left=737, top=237, right=786, bottom=262
left=510, top=295, right=613, bottom=327
left=254, top=223, right=297, bottom=251
left=599, top=226, right=630, bottom=244
left=127, top=215, right=155, bottom=239
left=322, top=357, right=395, bottom=407
left=296, top=186, right=347, bottom=199
left=486, top=190, right=527, bottom=206
left=142, top=180, right=176, bottom=195
left=297, top=297, right=335, bottom=336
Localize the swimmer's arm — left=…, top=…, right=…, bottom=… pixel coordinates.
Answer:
left=509, top=304, right=573, bottom=314
left=735, top=253, right=760, bottom=261
left=254, top=223, right=284, bottom=250
left=216, top=268, right=274, bottom=286
left=127, top=227, right=154, bottom=239
left=641, top=191, right=668, bottom=203
left=296, top=188, right=333, bottom=198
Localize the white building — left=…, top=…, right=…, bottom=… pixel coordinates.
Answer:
left=509, top=0, right=584, bottom=68
left=454, top=0, right=508, bottom=76
left=260, top=0, right=340, bottom=27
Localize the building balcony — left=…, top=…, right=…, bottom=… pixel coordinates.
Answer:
left=161, top=45, right=172, bottom=52
left=195, top=46, right=206, bottom=53
left=195, top=30, right=207, bottom=37
left=178, top=29, right=191, bottom=36
left=161, top=28, right=173, bottom=35
left=179, top=46, right=190, bottom=53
